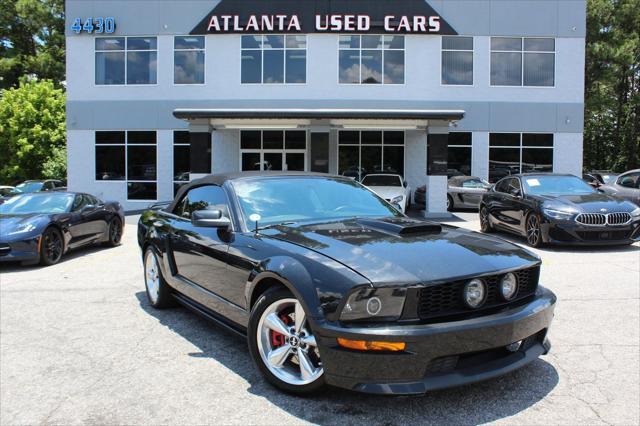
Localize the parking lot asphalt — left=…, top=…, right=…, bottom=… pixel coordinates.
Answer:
left=1, top=212, right=639, bottom=425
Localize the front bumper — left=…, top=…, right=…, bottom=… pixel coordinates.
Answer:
left=312, top=287, right=556, bottom=395
left=0, top=237, right=40, bottom=263
left=542, top=219, right=640, bottom=246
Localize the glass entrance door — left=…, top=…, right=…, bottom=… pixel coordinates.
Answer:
left=240, top=130, right=307, bottom=172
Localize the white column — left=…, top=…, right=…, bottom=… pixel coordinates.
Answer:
left=472, top=131, right=489, bottom=181
left=553, top=133, right=583, bottom=177
left=156, top=130, right=174, bottom=202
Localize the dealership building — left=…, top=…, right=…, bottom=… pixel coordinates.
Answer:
left=65, top=0, right=586, bottom=213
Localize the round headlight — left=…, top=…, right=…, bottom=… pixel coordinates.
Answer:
left=463, top=279, right=486, bottom=309
left=500, top=273, right=518, bottom=300
left=366, top=297, right=382, bottom=316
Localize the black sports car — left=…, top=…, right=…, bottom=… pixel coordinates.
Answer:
left=0, top=192, right=124, bottom=266
left=480, top=174, right=640, bottom=247
left=138, top=172, right=556, bottom=395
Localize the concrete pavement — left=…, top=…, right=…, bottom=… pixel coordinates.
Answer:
left=1, top=213, right=638, bottom=425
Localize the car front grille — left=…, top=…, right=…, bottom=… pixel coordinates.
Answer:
left=0, top=243, right=10, bottom=257
left=576, top=212, right=631, bottom=226
left=417, top=266, right=539, bottom=321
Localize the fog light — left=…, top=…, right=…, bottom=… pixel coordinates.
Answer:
left=337, top=338, right=406, bottom=352
left=506, top=340, right=523, bottom=352
left=463, top=279, right=486, bottom=308
left=500, top=273, right=518, bottom=300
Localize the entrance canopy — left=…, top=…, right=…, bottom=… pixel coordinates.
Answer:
left=173, top=108, right=465, bottom=129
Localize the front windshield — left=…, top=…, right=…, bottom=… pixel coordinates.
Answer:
left=232, top=177, right=402, bottom=229
left=361, top=175, right=402, bottom=187
left=0, top=194, right=74, bottom=215
left=522, top=176, right=595, bottom=196
left=14, top=182, right=43, bottom=193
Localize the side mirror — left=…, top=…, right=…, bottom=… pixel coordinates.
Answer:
left=191, top=209, right=231, bottom=229
left=403, top=181, right=408, bottom=188
left=392, top=202, right=403, bottom=212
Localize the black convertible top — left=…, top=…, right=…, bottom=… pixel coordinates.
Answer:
left=167, top=171, right=344, bottom=213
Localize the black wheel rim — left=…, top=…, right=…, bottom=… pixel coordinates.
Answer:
left=44, top=231, right=62, bottom=262
left=480, top=208, right=489, bottom=230
left=110, top=220, right=121, bottom=243
left=527, top=216, right=540, bottom=246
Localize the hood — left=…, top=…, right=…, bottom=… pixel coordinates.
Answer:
left=368, top=186, right=405, bottom=200
left=534, top=192, right=637, bottom=213
left=262, top=217, right=539, bottom=285
left=0, top=214, right=51, bottom=240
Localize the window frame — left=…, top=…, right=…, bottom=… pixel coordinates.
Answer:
left=95, top=36, right=159, bottom=86
left=337, top=35, right=406, bottom=86
left=93, top=130, right=158, bottom=202
left=488, top=132, right=554, bottom=182
left=239, top=130, right=308, bottom=172
left=171, top=184, right=235, bottom=230
left=441, top=36, right=474, bottom=87
left=489, top=37, right=556, bottom=88
left=337, top=130, right=406, bottom=180
left=173, top=35, right=206, bottom=86
left=447, top=132, right=473, bottom=177
left=173, top=130, right=191, bottom=196
left=240, top=34, right=308, bottom=85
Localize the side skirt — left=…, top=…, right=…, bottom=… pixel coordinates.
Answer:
left=172, top=292, right=247, bottom=338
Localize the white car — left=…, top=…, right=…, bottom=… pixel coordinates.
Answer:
left=361, top=174, right=412, bottom=213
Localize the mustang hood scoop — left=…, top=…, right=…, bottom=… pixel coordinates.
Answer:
left=356, top=217, right=442, bottom=235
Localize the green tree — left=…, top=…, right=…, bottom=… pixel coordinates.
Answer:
left=585, top=0, right=640, bottom=171
left=0, top=0, right=65, bottom=89
left=0, top=79, right=66, bottom=183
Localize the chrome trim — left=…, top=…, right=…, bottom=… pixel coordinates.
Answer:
left=575, top=212, right=632, bottom=226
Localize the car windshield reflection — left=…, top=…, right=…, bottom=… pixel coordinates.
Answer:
left=522, top=175, right=596, bottom=196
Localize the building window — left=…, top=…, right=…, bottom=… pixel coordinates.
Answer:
left=240, top=130, right=307, bottom=171
left=448, top=132, right=472, bottom=176
left=338, top=131, right=404, bottom=180
left=174, top=36, right=205, bottom=84
left=241, top=35, right=307, bottom=84
left=490, top=37, right=555, bottom=87
left=442, top=36, right=473, bottom=86
left=489, top=133, right=553, bottom=182
left=94, top=131, right=157, bottom=200
left=339, top=35, right=405, bottom=84
left=95, top=37, right=158, bottom=85
left=173, top=131, right=190, bottom=196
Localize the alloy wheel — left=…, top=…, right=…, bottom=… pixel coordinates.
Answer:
left=526, top=215, right=541, bottom=246
left=256, top=298, right=323, bottom=386
left=110, top=219, right=122, bottom=244
left=43, top=230, right=63, bottom=263
left=145, top=250, right=160, bottom=304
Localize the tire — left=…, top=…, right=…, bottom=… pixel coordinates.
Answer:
left=39, top=227, right=64, bottom=266
left=248, top=287, right=326, bottom=395
left=143, top=247, right=175, bottom=309
left=479, top=205, right=494, bottom=233
left=525, top=213, right=545, bottom=248
left=447, top=195, right=454, bottom=212
left=105, top=217, right=123, bottom=247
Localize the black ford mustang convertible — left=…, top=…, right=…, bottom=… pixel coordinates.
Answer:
left=138, top=172, right=556, bottom=395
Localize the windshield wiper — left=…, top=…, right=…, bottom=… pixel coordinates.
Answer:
left=255, top=221, right=297, bottom=232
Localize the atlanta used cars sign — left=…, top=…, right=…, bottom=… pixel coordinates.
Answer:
left=190, top=0, right=457, bottom=35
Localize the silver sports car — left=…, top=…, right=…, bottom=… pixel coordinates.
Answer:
left=599, top=169, right=640, bottom=206
left=414, top=176, right=492, bottom=211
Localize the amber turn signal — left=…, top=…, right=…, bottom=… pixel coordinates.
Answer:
left=337, top=338, right=406, bottom=352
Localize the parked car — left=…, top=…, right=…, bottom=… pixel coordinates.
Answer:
left=479, top=174, right=640, bottom=247
left=0, top=192, right=124, bottom=266
left=414, top=176, right=492, bottom=211
left=586, top=170, right=619, bottom=185
left=138, top=172, right=556, bottom=395
left=0, top=186, right=16, bottom=197
left=12, top=180, right=66, bottom=194
left=361, top=173, right=411, bottom=212
left=598, top=169, right=640, bottom=206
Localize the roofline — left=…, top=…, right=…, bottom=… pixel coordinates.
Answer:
left=172, top=108, right=465, bottom=121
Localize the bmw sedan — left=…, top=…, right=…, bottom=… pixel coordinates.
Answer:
left=0, top=192, right=124, bottom=265
left=480, top=174, right=640, bottom=247
left=138, top=172, right=556, bottom=395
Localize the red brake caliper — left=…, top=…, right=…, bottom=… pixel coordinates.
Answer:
left=270, top=314, right=291, bottom=347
